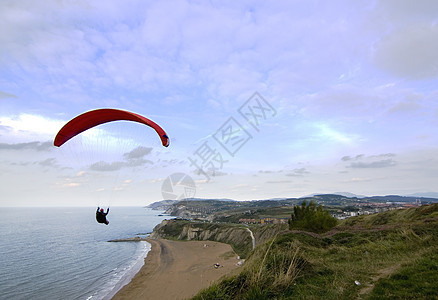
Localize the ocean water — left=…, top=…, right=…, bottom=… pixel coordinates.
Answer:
left=0, top=207, right=169, bottom=300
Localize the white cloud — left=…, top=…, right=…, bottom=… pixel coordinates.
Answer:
left=0, top=141, right=52, bottom=151
left=374, top=0, right=438, bottom=25
left=0, top=114, right=65, bottom=141
left=64, top=182, right=81, bottom=188
left=342, top=153, right=397, bottom=169
left=345, top=177, right=372, bottom=183
left=314, top=123, right=358, bottom=145
left=374, top=24, right=438, bottom=79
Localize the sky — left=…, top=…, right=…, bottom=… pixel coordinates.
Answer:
left=1, top=0, right=438, bottom=207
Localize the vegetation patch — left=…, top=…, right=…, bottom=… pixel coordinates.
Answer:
left=289, top=200, right=338, bottom=233
left=368, top=251, right=438, bottom=299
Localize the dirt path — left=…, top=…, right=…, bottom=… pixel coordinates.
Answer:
left=358, top=262, right=402, bottom=296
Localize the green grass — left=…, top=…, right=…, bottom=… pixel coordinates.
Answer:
left=367, top=251, right=438, bottom=299
left=192, top=204, right=438, bottom=300
left=340, top=203, right=438, bottom=228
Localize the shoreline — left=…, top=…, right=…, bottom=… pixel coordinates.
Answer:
left=111, top=239, right=241, bottom=300
left=103, top=241, right=151, bottom=300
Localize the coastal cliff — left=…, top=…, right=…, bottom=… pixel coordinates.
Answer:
left=149, top=219, right=289, bottom=258
left=149, top=219, right=254, bottom=257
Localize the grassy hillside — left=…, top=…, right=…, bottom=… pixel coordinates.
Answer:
left=192, top=204, right=438, bottom=299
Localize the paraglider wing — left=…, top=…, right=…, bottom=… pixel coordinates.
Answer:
left=54, top=108, right=170, bottom=147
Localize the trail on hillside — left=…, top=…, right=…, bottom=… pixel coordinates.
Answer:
left=358, top=246, right=433, bottom=297
left=358, top=262, right=403, bottom=296
left=245, top=228, right=256, bottom=250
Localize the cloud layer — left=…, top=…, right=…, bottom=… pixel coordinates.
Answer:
left=1, top=0, right=438, bottom=205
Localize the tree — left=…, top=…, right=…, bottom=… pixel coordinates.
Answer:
left=289, top=200, right=337, bottom=233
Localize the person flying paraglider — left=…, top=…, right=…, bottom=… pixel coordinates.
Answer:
left=96, top=207, right=110, bottom=225
left=53, top=108, right=170, bottom=225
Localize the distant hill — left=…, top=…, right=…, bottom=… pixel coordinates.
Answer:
left=363, top=194, right=438, bottom=203
left=333, top=191, right=367, bottom=198
left=185, top=198, right=236, bottom=202
left=147, top=198, right=236, bottom=211
left=407, top=192, right=438, bottom=198
left=301, top=192, right=366, bottom=198
left=147, top=194, right=438, bottom=218
left=146, top=200, right=179, bottom=210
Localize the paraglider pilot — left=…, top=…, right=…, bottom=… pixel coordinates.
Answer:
left=96, top=207, right=109, bottom=225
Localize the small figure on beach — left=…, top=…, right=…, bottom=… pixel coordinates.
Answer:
left=96, top=207, right=110, bottom=225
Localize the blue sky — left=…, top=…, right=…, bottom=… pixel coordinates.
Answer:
left=1, top=0, right=438, bottom=206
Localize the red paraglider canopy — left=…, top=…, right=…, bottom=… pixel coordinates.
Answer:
left=54, top=108, right=170, bottom=147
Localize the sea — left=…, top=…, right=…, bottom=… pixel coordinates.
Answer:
left=0, top=207, right=170, bottom=300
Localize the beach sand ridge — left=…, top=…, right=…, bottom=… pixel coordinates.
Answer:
left=112, top=239, right=241, bottom=300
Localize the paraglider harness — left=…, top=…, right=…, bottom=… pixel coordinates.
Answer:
left=96, top=207, right=109, bottom=225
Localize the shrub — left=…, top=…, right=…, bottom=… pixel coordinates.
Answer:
left=289, top=200, right=338, bottom=233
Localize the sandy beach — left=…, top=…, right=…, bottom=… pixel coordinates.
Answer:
left=112, top=239, right=241, bottom=300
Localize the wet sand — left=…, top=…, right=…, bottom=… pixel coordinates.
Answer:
left=112, top=239, right=241, bottom=300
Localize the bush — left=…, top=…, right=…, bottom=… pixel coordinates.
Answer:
left=289, top=200, right=337, bottom=233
